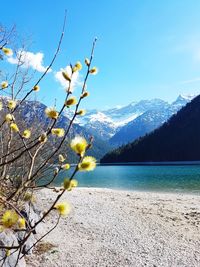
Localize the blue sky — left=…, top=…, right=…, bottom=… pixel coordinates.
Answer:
left=1, top=0, right=200, bottom=110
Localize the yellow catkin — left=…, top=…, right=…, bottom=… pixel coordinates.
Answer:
left=1, top=81, right=8, bottom=89
left=63, top=178, right=78, bottom=191
left=70, top=136, right=88, bottom=156
left=33, top=85, right=40, bottom=91
left=62, top=71, right=71, bottom=82
left=65, top=97, right=77, bottom=107
left=7, top=100, right=17, bottom=110
left=45, top=107, right=59, bottom=119
left=76, top=109, right=86, bottom=116
left=2, top=47, right=13, bottom=56
left=54, top=202, right=70, bottom=216
left=89, top=67, right=98, bottom=75
left=2, top=210, right=19, bottom=228
left=18, top=218, right=26, bottom=229
left=51, top=128, right=65, bottom=137
left=78, top=156, right=96, bottom=171
left=22, top=129, right=31, bottom=139
left=74, top=61, right=82, bottom=71
left=61, top=164, right=70, bottom=170
left=10, top=123, right=19, bottom=132
left=85, top=58, right=90, bottom=66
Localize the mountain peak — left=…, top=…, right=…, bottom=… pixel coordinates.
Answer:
left=175, top=94, right=197, bottom=102
left=89, top=112, right=113, bottom=123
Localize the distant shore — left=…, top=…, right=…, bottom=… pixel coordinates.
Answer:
left=100, top=160, right=200, bottom=166
left=27, top=188, right=200, bottom=267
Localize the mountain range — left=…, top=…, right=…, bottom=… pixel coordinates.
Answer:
left=0, top=97, right=111, bottom=161
left=0, top=94, right=195, bottom=162
left=101, top=94, right=200, bottom=163
left=73, top=95, right=195, bottom=146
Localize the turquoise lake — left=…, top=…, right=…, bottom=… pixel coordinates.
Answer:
left=52, top=165, right=200, bottom=194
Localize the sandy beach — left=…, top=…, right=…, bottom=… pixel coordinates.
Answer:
left=26, top=188, right=200, bottom=267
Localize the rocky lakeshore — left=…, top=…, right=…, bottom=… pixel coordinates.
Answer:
left=26, top=188, right=200, bottom=267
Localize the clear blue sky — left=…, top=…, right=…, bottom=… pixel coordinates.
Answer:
left=1, top=0, right=200, bottom=110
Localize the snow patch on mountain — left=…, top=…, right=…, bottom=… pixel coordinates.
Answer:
left=89, top=112, right=114, bottom=124
left=113, top=113, right=142, bottom=127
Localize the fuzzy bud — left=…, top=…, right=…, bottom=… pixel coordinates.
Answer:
left=81, top=91, right=90, bottom=99
left=85, top=58, right=90, bottom=66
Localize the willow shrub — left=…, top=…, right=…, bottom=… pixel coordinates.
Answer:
left=0, top=23, right=98, bottom=265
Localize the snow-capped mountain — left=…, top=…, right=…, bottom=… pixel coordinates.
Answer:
left=76, top=98, right=169, bottom=140
left=63, top=109, right=118, bottom=140
left=170, top=94, right=196, bottom=111
left=72, top=94, right=197, bottom=144
left=1, top=94, right=196, bottom=156
left=110, top=94, right=197, bottom=146
left=81, top=112, right=117, bottom=140
left=103, top=99, right=168, bottom=126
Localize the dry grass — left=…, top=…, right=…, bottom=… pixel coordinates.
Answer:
left=34, top=242, right=57, bottom=255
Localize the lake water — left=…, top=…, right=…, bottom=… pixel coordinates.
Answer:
left=52, top=165, right=200, bottom=194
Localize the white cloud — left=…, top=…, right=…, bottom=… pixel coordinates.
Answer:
left=7, top=50, right=51, bottom=73
left=54, top=66, right=81, bottom=92
left=173, top=35, right=200, bottom=62
left=179, top=77, right=200, bottom=85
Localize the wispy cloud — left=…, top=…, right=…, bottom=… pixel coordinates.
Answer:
left=7, top=50, right=51, bottom=73
left=179, top=77, right=200, bottom=85
left=174, top=35, right=200, bottom=62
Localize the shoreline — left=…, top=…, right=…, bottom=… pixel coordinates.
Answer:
left=70, top=186, right=200, bottom=196
left=99, top=161, right=200, bottom=166
left=27, top=188, right=200, bottom=267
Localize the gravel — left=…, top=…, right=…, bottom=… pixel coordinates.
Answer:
left=26, top=188, right=200, bottom=267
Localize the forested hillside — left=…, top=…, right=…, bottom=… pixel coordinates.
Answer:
left=101, top=95, right=200, bottom=163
